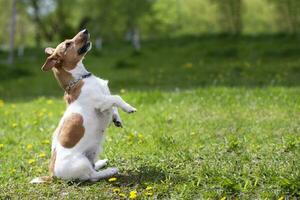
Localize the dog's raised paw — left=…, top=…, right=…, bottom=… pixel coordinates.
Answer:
left=126, top=106, right=137, bottom=113
left=113, top=119, right=123, bottom=128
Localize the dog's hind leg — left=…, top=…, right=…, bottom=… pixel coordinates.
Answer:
left=55, top=155, right=95, bottom=181
left=89, top=167, right=119, bottom=182
left=94, top=159, right=108, bottom=170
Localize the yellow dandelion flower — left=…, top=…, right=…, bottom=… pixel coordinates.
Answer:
left=0, top=99, right=4, bottom=108
left=46, top=100, right=53, bottom=105
left=183, top=62, right=193, bottom=69
left=113, top=188, right=121, bottom=193
left=39, top=152, right=46, bottom=158
left=119, top=193, right=126, bottom=198
left=220, top=197, right=226, bottom=200
left=129, top=191, right=137, bottom=199
left=11, top=123, right=17, bottom=128
left=0, top=144, right=4, bottom=149
left=138, top=133, right=144, bottom=139
left=37, top=168, right=43, bottom=173
left=278, top=197, right=284, bottom=200
left=27, top=144, right=33, bottom=150
left=10, top=169, right=16, bottom=173
left=146, top=186, right=153, bottom=191
left=38, top=112, right=44, bottom=117
left=145, top=192, right=153, bottom=196
left=42, top=140, right=50, bottom=145
left=108, top=177, right=117, bottom=182
left=28, top=159, right=36, bottom=165
left=120, top=89, right=126, bottom=94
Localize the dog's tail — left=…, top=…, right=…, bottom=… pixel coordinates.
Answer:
left=30, top=176, right=53, bottom=184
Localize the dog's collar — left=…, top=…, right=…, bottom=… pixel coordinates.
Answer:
left=65, top=73, right=92, bottom=92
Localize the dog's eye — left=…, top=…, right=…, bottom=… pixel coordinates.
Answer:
left=65, top=42, right=72, bottom=48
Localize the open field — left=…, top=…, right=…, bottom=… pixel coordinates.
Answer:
left=2, top=36, right=300, bottom=99
left=0, top=36, right=300, bottom=199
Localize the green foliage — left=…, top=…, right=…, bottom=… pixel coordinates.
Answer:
left=5, top=0, right=300, bottom=48
left=269, top=0, right=300, bottom=34
left=213, top=0, right=243, bottom=34
left=2, top=35, right=300, bottom=99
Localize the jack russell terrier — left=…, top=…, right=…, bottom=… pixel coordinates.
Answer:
left=31, top=29, right=136, bottom=183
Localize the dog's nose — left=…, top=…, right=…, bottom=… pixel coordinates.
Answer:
left=82, top=29, right=88, bottom=34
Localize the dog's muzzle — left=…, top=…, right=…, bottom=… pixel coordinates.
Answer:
left=78, top=41, right=91, bottom=55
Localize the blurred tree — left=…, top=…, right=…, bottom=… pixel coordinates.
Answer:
left=24, top=0, right=78, bottom=45
left=8, top=0, right=17, bottom=65
left=53, top=0, right=77, bottom=39
left=24, top=0, right=54, bottom=46
left=83, top=0, right=154, bottom=52
left=83, top=0, right=126, bottom=43
left=213, top=0, right=243, bottom=35
left=269, top=0, right=300, bottom=34
left=120, top=0, right=154, bottom=52
left=243, top=0, right=278, bottom=34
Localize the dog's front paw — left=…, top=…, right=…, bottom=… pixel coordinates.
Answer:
left=112, top=113, right=123, bottom=128
left=124, top=104, right=137, bottom=113
left=113, top=118, right=123, bottom=128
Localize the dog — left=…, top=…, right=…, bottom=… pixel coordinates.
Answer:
left=31, top=29, right=136, bottom=183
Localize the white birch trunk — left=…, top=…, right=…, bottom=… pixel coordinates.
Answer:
left=132, top=27, right=141, bottom=52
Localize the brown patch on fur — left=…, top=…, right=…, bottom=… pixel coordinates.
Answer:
left=52, top=67, right=73, bottom=90
left=42, top=30, right=90, bottom=91
left=64, top=80, right=84, bottom=104
left=42, top=31, right=89, bottom=71
left=59, top=113, right=85, bottom=148
left=49, top=149, right=57, bottom=175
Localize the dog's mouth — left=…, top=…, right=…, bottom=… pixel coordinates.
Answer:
left=78, top=41, right=91, bottom=55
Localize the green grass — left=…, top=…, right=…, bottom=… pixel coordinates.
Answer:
left=1, top=88, right=300, bottom=199
left=2, top=35, right=300, bottom=100
left=0, top=36, right=300, bottom=199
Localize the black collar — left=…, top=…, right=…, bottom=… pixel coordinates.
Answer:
left=81, top=73, right=92, bottom=79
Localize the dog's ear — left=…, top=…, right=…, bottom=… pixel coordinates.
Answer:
left=41, top=55, right=58, bottom=71
left=45, top=47, right=55, bottom=56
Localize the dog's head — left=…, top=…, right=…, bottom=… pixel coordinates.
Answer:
left=42, top=29, right=92, bottom=71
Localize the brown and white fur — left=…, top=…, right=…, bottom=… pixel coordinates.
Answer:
left=31, top=30, right=136, bottom=183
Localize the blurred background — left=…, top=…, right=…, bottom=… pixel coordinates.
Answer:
left=1, top=0, right=300, bottom=99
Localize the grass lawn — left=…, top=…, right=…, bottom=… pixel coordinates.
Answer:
left=0, top=36, right=300, bottom=199
left=1, top=88, right=300, bottom=199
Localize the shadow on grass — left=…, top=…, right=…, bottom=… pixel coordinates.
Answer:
left=70, top=165, right=186, bottom=187
left=114, top=166, right=167, bottom=187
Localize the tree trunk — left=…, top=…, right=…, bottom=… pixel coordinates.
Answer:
left=132, top=27, right=141, bottom=52
left=95, top=37, right=103, bottom=50
left=8, top=0, right=17, bottom=65
left=233, top=0, right=242, bottom=35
